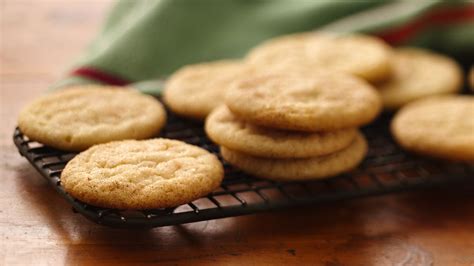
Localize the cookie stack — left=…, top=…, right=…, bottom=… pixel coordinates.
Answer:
left=206, top=70, right=382, bottom=181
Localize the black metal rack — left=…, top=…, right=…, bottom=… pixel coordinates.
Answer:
left=13, top=112, right=474, bottom=228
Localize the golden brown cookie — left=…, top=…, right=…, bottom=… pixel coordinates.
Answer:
left=391, top=95, right=474, bottom=162
left=163, top=60, right=249, bottom=119
left=205, top=105, right=358, bottom=158
left=379, top=47, right=463, bottom=110
left=18, top=86, right=166, bottom=151
left=61, top=139, right=224, bottom=209
left=225, top=71, right=382, bottom=132
left=246, top=32, right=392, bottom=83
left=221, top=132, right=367, bottom=181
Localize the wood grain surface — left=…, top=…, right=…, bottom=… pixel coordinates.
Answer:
left=1, top=1, right=473, bottom=265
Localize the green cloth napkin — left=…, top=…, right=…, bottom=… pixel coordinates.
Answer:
left=53, top=0, right=474, bottom=95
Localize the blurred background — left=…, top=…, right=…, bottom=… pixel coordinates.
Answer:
left=50, top=0, right=474, bottom=90
left=1, top=0, right=111, bottom=141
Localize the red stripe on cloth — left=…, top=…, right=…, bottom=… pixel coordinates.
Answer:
left=71, top=67, right=130, bottom=86
left=376, top=5, right=474, bottom=45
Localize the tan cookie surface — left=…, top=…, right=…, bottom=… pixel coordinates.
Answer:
left=225, top=71, right=382, bottom=132
left=163, top=60, right=249, bottom=119
left=391, top=95, right=474, bottom=162
left=61, top=139, right=224, bottom=209
left=246, top=32, right=392, bottom=83
left=379, top=48, right=463, bottom=110
left=221, top=132, right=367, bottom=181
left=205, top=105, right=358, bottom=158
left=18, top=86, right=166, bottom=151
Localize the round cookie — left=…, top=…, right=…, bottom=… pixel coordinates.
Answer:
left=225, top=71, right=382, bottom=132
left=221, top=132, right=368, bottom=181
left=246, top=32, right=392, bottom=83
left=391, top=95, right=474, bottom=162
left=163, top=60, right=249, bottom=120
left=61, top=139, right=224, bottom=209
left=205, top=105, right=358, bottom=158
left=379, top=47, right=463, bottom=110
left=18, top=86, right=166, bottom=151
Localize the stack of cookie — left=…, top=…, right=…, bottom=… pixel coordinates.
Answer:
left=156, top=32, right=391, bottom=180
left=206, top=70, right=382, bottom=181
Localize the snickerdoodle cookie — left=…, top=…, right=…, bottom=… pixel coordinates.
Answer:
left=163, top=60, right=248, bottom=119
left=391, top=95, right=474, bottom=162
left=247, top=32, right=392, bottom=83
left=225, top=71, right=382, bottom=132
left=61, top=139, right=224, bottom=209
left=18, top=86, right=166, bottom=151
left=379, top=48, right=463, bottom=110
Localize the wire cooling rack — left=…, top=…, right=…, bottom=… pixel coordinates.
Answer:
left=13, top=112, right=474, bottom=228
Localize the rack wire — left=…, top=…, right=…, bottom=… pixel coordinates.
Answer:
left=13, top=112, right=474, bottom=228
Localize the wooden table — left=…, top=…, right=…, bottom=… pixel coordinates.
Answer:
left=1, top=1, right=473, bottom=265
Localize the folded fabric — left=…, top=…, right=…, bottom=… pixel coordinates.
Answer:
left=53, top=0, right=474, bottom=95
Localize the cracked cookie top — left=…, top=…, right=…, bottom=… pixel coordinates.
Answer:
left=61, top=138, right=224, bottom=209
left=18, top=85, right=167, bottom=151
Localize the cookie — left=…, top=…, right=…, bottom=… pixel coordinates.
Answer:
left=163, top=60, right=249, bottom=119
left=205, top=105, right=358, bottom=158
left=221, top=132, right=367, bottom=181
left=379, top=47, right=463, bottom=110
left=18, top=85, right=166, bottom=151
left=391, top=95, right=474, bottom=162
left=225, top=70, right=382, bottom=132
left=61, top=139, right=224, bottom=209
left=246, top=32, right=392, bottom=83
